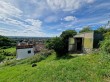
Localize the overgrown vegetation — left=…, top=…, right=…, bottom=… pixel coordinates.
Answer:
left=0, top=47, right=16, bottom=62
left=100, top=31, right=110, bottom=62
left=0, top=54, right=5, bottom=62
left=0, top=35, right=16, bottom=49
left=79, top=26, right=93, bottom=33
left=46, top=30, right=77, bottom=57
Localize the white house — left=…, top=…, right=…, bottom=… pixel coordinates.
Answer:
left=16, top=42, right=35, bottom=60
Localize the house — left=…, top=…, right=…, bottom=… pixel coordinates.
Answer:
left=16, top=42, right=35, bottom=60
left=34, top=43, right=45, bottom=53
left=68, top=32, right=103, bottom=53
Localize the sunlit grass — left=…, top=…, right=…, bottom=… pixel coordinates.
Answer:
left=0, top=53, right=110, bottom=82
left=1, top=47, right=16, bottom=53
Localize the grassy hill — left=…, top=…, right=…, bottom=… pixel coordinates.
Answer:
left=0, top=53, right=110, bottom=82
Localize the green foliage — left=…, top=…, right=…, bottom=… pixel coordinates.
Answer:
left=0, top=35, right=16, bottom=49
left=95, top=27, right=107, bottom=34
left=100, top=39, right=110, bottom=54
left=104, top=32, right=110, bottom=39
left=0, top=54, right=5, bottom=62
left=0, top=47, right=16, bottom=57
left=100, top=31, right=110, bottom=61
left=100, top=31, right=110, bottom=54
left=79, top=26, right=93, bottom=33
left=60, top=30, right=77, bottom=40
left=60, top=30, right=77, bottom=53
left=46, top=37, right=65, bottom=57
left=94, top=27, right=110, bottom=37
left=46, top=30, right=77, bottom=57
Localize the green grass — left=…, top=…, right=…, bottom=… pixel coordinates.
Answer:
left=0, top=53, right=110, bottom=82
left=0, top=47, right=16, bottom=60
left=0, top=47, right=16, bottom=53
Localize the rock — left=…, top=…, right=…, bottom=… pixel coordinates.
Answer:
left=32, top=63, right=37, bottom=67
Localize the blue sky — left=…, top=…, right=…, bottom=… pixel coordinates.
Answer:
left=0, top=0, right=110, bottom=37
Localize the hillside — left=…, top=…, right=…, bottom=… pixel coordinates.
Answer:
left=0, top=53, right=110, bottom=82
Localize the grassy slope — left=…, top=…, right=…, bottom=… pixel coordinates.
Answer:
left=0, top=47, right=16, bottom=53
left=0, top=53, right=110, bottom=82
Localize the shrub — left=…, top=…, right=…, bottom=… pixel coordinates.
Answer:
left=45, top=37, right=65, bottom=57
left=100, top=31, right=110, bottom=61
left=46, top=30, right=77, bottom=57
left=0, top=51, right=15, bottom=56
left=4, top=60, right=16, bottom=66
left=100, top=40, right=110, bottom=54
left=0, top=54, right=5, bottom=62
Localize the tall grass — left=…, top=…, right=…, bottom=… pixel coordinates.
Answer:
left=0, top=53, right=110, bottom=82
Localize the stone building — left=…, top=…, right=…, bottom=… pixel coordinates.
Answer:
left=68, top=32, right=103, bottom=53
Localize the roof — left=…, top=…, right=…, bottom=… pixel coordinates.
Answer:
left=74, top=32, right=94, bottom=38
left=16, top=42, right=33, bottom=49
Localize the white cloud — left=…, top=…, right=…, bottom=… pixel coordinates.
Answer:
left=0, top=0, right=22, bottom=18
left=26, top=19, right=42, bottom=26
left=26, top=19, right=42, bottom=30
left=0, top=0, right=49, bottom=37
left=64, top=16, right=77, bottom=21
left=47, top=0, right=95, bottom=11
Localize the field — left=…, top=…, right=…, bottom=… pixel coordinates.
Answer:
left=0, top=53, right=110, bottom=82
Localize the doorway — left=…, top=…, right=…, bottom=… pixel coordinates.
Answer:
left=75, top=38, right=83, bottom=51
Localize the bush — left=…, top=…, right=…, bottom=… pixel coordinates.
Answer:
left=0, top=51, right=15, bottom=56
left=100, top=31, right=110, bottom=61
left=100, top=40, right=110, bottom=53
left=4, top=60, right=16, bottom=66
left=100, top=32, right=110, bottom=54
left=46, top=30, right=77, bottom=57
left=46, top=37, right=66, bottom=57
left=0, top=54, right=5, bottom=62
left=26, top=50, right=53, bottom=64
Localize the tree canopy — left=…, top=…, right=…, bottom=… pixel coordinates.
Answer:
left=79, top=26, right=93, bottom=33
left=0, top=35, right=16, bottom=49
left=45, top=30, right=77, bottom=57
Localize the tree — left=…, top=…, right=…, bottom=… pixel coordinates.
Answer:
left=45, top=37, right=65, bottom=57
left=79, top=26, right=93, bottom=33
left=60, top=30, right=77, bottom=53
left=0, top=35, right=16, bottom=49
left=95, top=27, right=107, bottom=34
left=104, top=32, right=110, bottom=39
left=45, top=30, right=77, bottom=57
left=100, top=31, right=110, bottom=54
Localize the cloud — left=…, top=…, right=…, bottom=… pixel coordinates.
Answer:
left=26, top=19, right=42, bottom=30
left=0, top=0, right=49, bottom=37
left=0, top=0, right=22, bottom=18
left=47, top=0, right=95, bottom=11
left=64, top=16, right=77, bottom=21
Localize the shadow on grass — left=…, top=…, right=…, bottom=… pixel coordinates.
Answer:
left=55, top=54, right=78, bottom=60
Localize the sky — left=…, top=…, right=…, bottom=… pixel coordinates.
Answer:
left=0, top=0, right=110, bottom=37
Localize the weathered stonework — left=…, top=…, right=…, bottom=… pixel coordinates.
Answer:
left=68, top=32, right=103, bottom=53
